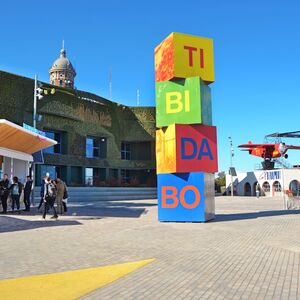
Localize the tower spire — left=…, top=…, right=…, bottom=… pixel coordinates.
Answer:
left=62, top=39, right=65, bottom=50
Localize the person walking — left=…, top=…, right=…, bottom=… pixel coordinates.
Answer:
left=38, top=176, right=47, bottom=211
left=256, top=183, right=261, bottom=198
left=0, top=174, right=10, bottom=214
left=62, top=181, right=68, bottom=213
left=42, top=177, right=58, bottom=220
left=23, top=176, right=33, bottom=211
left=55, top=178, right=65, bottom=215
left=9, top=176, right=23, bottom=213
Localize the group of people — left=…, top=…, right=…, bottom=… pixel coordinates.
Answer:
left=0, top=174, right=68, bottom=219
left=0, top=174, right=33, bottom=214
left=38, top=176, right=68, bottom=220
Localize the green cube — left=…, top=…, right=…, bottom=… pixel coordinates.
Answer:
left=156, top=76, right=212, bottom=127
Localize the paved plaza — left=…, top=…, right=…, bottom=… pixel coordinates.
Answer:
left=1, top=196, right=300, bottom=299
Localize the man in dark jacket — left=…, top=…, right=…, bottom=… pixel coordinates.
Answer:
left=0, top=174, right=10, bottom=214
left=23, top=176, right=33, bottom=211
left=9, top=176, right=23, bottom=213
left=38, top=176, right=47, bottom=211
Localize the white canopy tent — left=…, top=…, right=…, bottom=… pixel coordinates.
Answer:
left=0, top=119, right=56, bottom=181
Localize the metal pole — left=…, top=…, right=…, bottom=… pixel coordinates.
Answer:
left=282, top=169, right=286, bottom=209
left=33, top=74, right=37, bottom=128
left=32, top=74, right=37, bottom=206
left=229, top=136, right=234, bottom=197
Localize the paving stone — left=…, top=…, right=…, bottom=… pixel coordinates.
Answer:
left=1, top=196, right=300, bottom=299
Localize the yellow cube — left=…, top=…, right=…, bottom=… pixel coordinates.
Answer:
left=155, top=32, right=214, bottom=83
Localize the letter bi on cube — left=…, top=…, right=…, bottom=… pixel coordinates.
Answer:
left=156, top=124, right=218, bottom=174
left=155, top=32, right=214, bottom=84
left=155, top=76, right=212, bottom=127
left=158, top=172, right=215, bottom=222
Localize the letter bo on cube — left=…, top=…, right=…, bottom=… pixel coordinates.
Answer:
left=156, top=124, right=218, bottom=174
left=158, top=172, right=215, bottom=222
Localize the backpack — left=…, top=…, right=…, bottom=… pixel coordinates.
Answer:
left=12, top=184, right=19, bottom=195
left=46, top=183, right=57, bottom=198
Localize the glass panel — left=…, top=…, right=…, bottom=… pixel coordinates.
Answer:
left=40, top=165, right=56, bottom=179
left=43, top=131, right=55, bottom=154
left=43, top=131, right=62, bottom=154
left=85, top=167, right=93, bottom=185
left=86, top=138, right=93, bottom=158
left=93, top=148, right=99, bottom=157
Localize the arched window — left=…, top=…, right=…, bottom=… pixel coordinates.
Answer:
left=273, top=181, right=281, bottom=192
left=289, top=180, right=300, bottom=196
left=262, top=181, right=270, bottom=193
left=244, top=182, right=251, bottom=196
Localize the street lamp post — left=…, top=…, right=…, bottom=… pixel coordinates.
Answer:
left=33, top=75, right=37, bottom=128
left=278, top=146, right=287, bottom=210
left=31, top=75, right=55, bottom=205
left=229, top=136, right=234, bottom=197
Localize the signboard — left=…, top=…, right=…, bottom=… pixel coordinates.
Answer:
left=259, top=170, right=281, bottom=181
left=23, top=123, right=46, bottom=137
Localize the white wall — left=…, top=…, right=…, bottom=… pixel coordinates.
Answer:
left=3, top=157, right=30, bottom=185
left=226, top=168, right=300, bottom=197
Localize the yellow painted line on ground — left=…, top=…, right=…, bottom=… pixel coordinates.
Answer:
left=0, top=258, right=155, bottom=300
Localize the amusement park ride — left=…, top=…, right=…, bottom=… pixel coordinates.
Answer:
left=238, top=131, right=300, bottom=170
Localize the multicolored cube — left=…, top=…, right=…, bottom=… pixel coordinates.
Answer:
left=158, top=172, right=215, bottom=222
left=155, top=32, right=214, bottom=84
left=156, top=76, right=212, bottom=127
left=156, top=124, right=218, bottom=174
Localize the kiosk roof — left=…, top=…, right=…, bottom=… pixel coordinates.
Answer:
left=0, top=119, right=57, bottom=154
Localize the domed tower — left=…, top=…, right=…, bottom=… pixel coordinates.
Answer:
left=49, top=43, right=76, bottom=88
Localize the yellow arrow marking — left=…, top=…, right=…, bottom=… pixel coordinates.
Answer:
left=0, top=258, right=155, bottom=300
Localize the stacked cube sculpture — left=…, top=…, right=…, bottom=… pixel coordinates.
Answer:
left=155, top=32, right=218, bottom=222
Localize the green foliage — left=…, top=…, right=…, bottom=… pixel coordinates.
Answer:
left=215, top=171, right=226, bottom=192
left=0, top=70, right=156, bottom=179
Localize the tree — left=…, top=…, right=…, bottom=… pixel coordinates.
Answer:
left=215, top=171, right=226, bottom=192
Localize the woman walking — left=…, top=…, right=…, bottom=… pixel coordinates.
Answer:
left=55, top=178, right=65, bottom=215
left=42, top=177, right=58, bottom=220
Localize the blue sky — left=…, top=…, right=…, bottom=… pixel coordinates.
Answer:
left=1, top=0, right=300, bottom=172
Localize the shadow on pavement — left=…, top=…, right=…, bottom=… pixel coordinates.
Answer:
left=214, top=209, right=300, bottom=222
left=0, top=201, right=157, bottom=227
left=67, top=201, right=156, bottom=219
left=0, top=215, right=82, bottom=233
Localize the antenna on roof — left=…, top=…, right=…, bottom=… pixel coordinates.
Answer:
left=109, top=66, right=112, bottom=100
left=137, top=89, right=140, bottom=106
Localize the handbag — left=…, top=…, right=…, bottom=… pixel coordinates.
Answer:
left=19, top=190, right=24, bottom=204
left=63, top=185, right=68, bottom=200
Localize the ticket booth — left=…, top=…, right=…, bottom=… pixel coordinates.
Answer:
left=0, top=119, right=56, bottom=183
